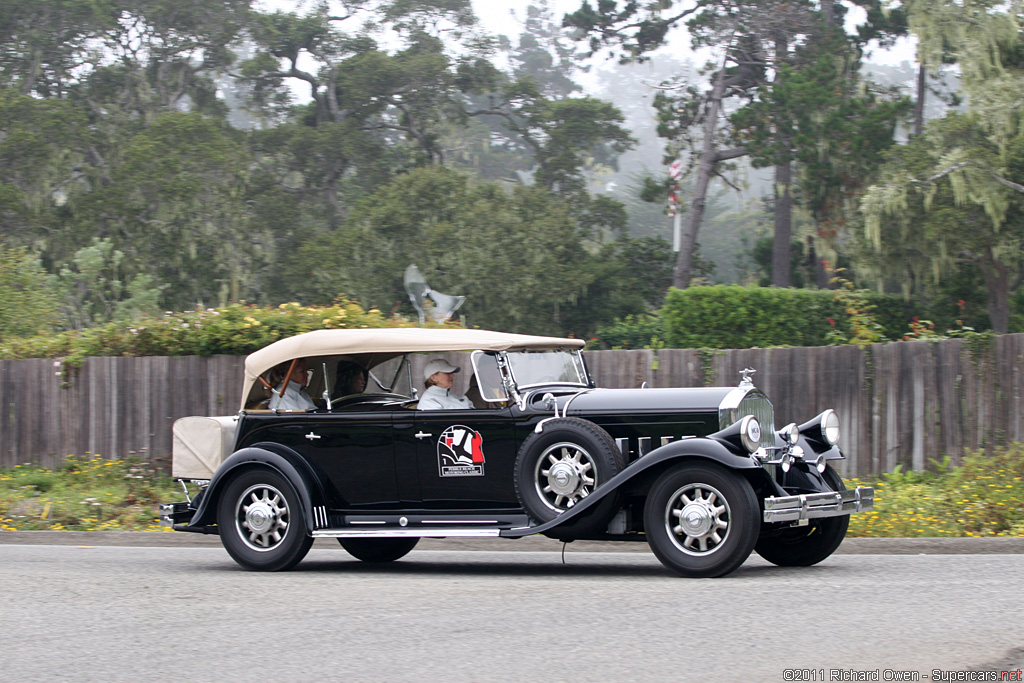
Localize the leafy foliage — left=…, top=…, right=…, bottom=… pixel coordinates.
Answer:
left=861, top=114, right=1024, bottom=333
left=847, top=443, right=1024, bottom=537
left=0, top=455, right=181, bottom=532
left=658, top=285, right=916, bottom=350
left=0, top=245, right=62, bottom=341
left=0, top=300, right=411, bottom=366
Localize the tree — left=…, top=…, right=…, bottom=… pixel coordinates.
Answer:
left=861, top=114, right=1024, bottom=332
left=0, top=88, right=89, bottom=248
left=55, top=238, right=163, bottom=329
left=731, top=28, right=909, bottom=287
left=70, top=112, right=257, bottom=310
left=289, top=165, right=664, bottom=336
left=0, top=244, right=61, bottom=340
left=566, top=0, right=906, bottom=289
left=860, top=0, right=1024, bottom=333
left=0, top=0, right=118, bottom=97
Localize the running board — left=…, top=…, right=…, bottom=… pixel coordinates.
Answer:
left=312, top=527, right=504, bottom=538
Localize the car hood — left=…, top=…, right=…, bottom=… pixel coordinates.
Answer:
left=560, top=387, right=741, bottom=415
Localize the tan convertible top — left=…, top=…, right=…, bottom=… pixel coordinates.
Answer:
left=241, top=328, right=584, bottom=408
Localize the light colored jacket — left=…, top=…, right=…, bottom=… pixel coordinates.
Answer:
left=269, top=380, right=317, bottom=411
left=418, top=385, right=472, bottom=410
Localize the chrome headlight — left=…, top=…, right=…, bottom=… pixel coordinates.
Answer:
left=799, top=409, right=841, bottom=447
left=779, top=422, right=799, bottom=446
left=822, top=409, right=840, bottom=446
left=740, top=415, right=762, bottom=453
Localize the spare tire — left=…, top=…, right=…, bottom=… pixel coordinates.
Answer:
left=513, top=417, right=625, bottom=536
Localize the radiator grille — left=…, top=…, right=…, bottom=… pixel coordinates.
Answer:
left=720, top=390, right=775, bottom=449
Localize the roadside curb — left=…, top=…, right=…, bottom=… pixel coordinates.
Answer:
left=2, top=530, right=1023, bottom=554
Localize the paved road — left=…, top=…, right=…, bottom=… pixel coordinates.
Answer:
left=2, top=535, right=1023, bottom=682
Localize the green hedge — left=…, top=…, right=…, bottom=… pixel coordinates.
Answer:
left=0, top=300, right=416, bottom=366
left=644, top=285, right=917, bottom=350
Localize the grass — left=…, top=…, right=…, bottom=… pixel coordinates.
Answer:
left=0, top=454, right=181, bottom=532
left=1, top=444, right=1023, bottom=537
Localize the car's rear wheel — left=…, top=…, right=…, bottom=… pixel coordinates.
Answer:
left=643, top=462, right=759, bottom=578
left=513, top=417, right=624, bottom=536
left=338, top=537, right=420, bottom=562
left=217, top=468, right=312, bottom=571
left=755, top=464, right=850, bottom=567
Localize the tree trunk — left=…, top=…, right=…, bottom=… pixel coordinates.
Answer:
left=979, top=246, right=1010, bottom=333
left=914, top=63, right=926, bottom=137
left=772, top=161, right=793, bottom=288
left=820, top=0, right=837, bottom=27
left=771, top=34, right=793, bottom=288
left=673, top=65, right=728, bottom=289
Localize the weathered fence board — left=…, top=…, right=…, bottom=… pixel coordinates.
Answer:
left=2, top=335, right=1022, bottom=476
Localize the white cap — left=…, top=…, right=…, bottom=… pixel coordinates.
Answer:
left=423, top=358, right=460, bottom=380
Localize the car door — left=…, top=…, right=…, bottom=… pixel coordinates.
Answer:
left=237, top=411, right=401, bottom=510
left=393, top=407, right=520, bottom=510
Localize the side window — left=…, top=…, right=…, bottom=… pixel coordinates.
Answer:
left=469, top=351, right=509, bottom=403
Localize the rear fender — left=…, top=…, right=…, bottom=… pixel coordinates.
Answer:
left=187, top=445, right=329, bottom=532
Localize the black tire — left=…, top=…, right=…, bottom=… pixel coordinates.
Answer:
left=217, top=468, right=313, bottom=571
left=513, top=417, right=625, bottom=536
left=644, top=462, right=759, bottom=578
left=338, top=537, right=420, bottom=562
left=755, top=465, right=850, bottom=567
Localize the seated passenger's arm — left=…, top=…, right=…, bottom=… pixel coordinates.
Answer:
left=417, top=395, right=441, bottom=410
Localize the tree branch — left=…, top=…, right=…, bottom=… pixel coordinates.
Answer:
left=713, top=146, right=748, bottom=162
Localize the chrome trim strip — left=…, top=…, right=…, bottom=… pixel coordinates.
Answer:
left=638, top=436, right=651, bottom=456
left=719, top=386, right=751, bottom=412
left=312, top=528, right=503, bottom=538
left=420, top=520, right=499, bottom=525
left=349, top=520, right=386, bottom=525
left=762, top=487, right=875, bottom=523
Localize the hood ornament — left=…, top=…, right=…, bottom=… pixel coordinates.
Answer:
left=739, top=368, right=756, bottom=386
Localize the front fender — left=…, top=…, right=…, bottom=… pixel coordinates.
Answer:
left=500, top=437, right=776, bottom=538
left=187, top=445, right=329, bottom=532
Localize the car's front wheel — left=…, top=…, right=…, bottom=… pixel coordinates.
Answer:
left=643, top=462, right=759, bottom=578
left=217, top=468, right=313, bottom=571
left=755, top=465, right=850, bottom=567
left=338, top=537, right=420, bottom=562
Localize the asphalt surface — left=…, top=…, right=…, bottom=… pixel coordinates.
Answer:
left=3, top=529, right=1024, bottom=554
left=2, top=540, right=1023, bottom=681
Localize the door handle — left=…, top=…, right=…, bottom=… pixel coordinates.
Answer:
left=305, top=432, right=321, bottom=440
left=415, top=431, right=432, bottom=440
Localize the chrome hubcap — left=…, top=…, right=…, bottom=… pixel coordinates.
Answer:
left=236, top=484, right=290, bottom=552
left=535, top=442, right=597, bottom=511
left=666, top=483, right=731, bottom=556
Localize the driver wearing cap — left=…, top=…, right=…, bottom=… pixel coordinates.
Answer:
left=418, top=358, right=473, bottom=410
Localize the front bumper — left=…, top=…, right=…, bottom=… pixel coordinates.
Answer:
left=762, top=486, right=874, bottom=523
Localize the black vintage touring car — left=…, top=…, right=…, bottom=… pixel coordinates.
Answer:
left=161, top=328, right=873, bottom=577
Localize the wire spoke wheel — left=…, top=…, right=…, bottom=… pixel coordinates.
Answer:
left=514, top=418, right=625, bottom=537
left=644, top=462, right=759, bottom=578
left=217, top=468, right=312, bottom=571
left=535, top=442, right=598, bottom=511
left=666, top=483, right=732, bottom=556
left=236, top=484, right=292, bottom=551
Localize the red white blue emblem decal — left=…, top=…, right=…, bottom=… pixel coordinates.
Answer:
left=438, top=425, right=485, bottom=477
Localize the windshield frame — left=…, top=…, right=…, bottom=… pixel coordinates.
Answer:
left=503, top=348, right=591, bottom=391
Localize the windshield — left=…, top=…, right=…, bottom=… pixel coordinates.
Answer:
left=505, top=350, right=589, bottom=388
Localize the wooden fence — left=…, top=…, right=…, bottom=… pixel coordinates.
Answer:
left=2, top=334, right=1023, bottom=476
